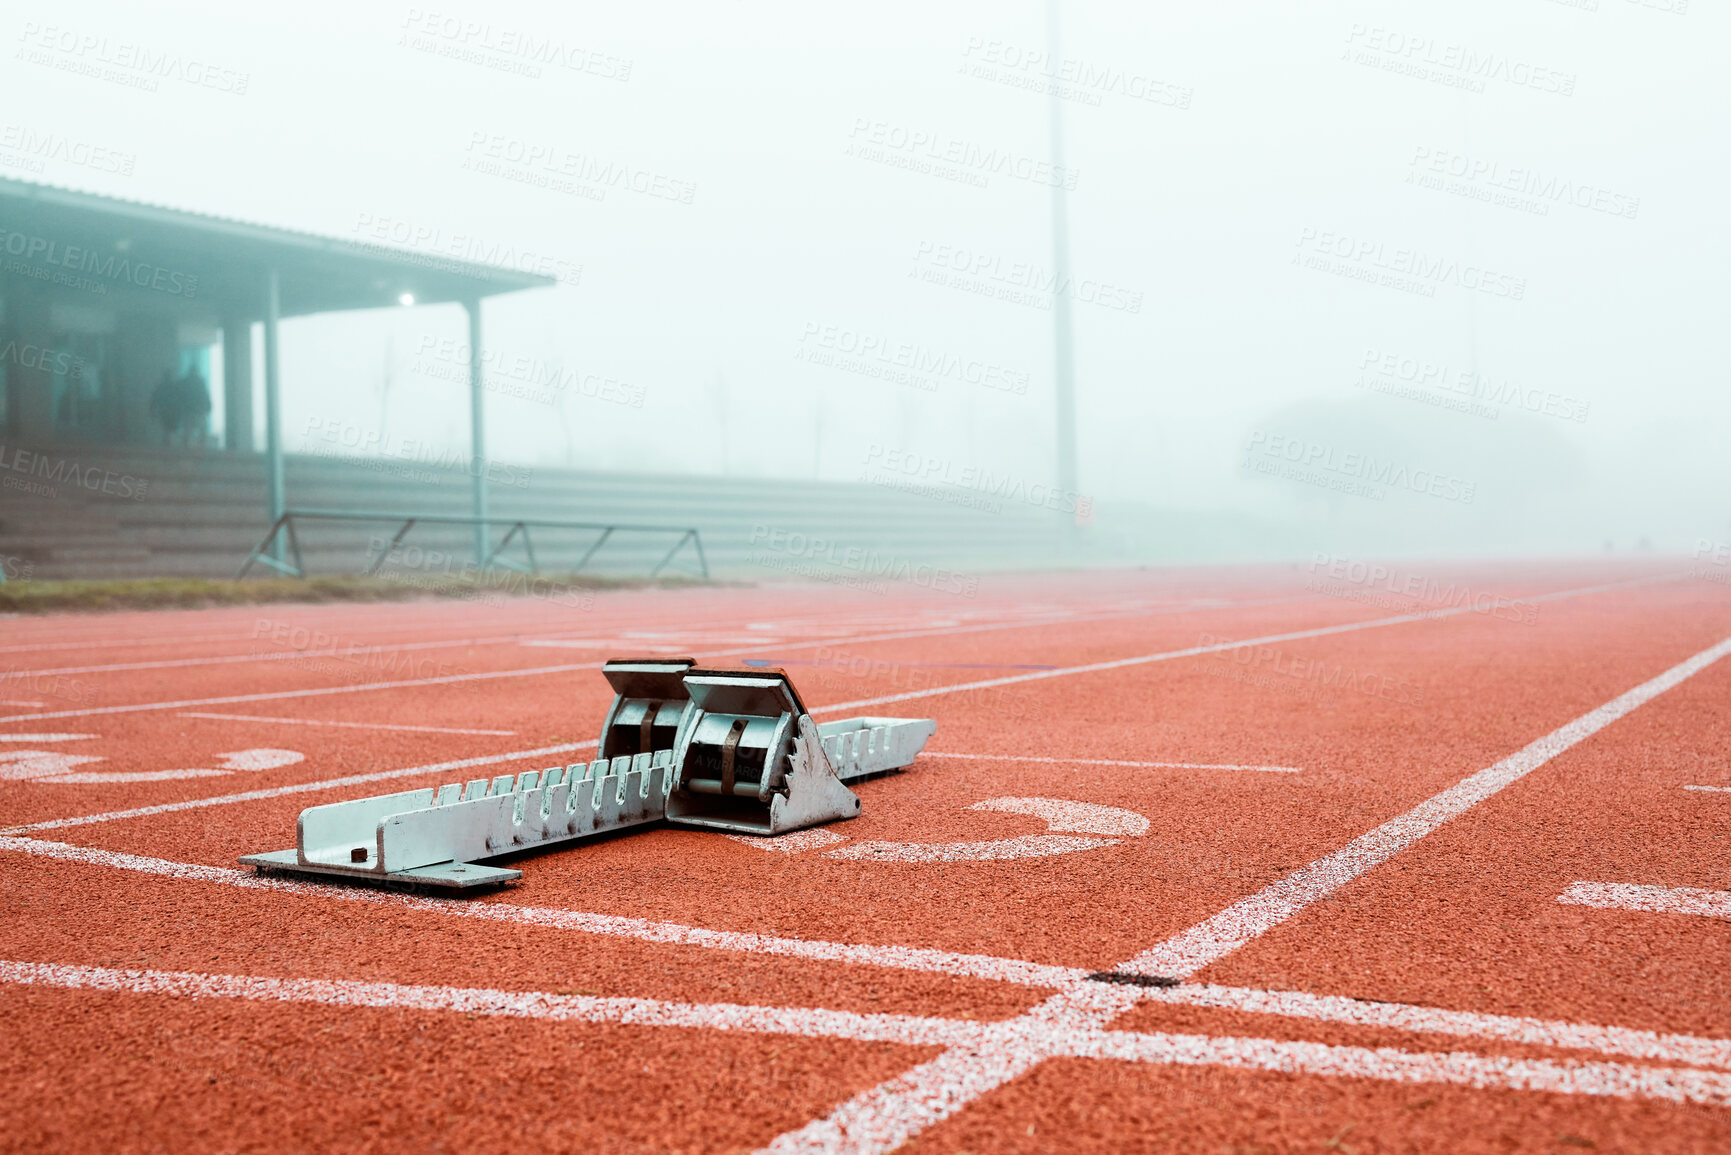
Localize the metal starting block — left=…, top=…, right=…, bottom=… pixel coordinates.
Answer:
left=241, top=659, right=935, bottom=890
left=666, top=668, right=937, bottom=836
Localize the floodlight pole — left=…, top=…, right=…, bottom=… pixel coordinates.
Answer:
left=465, top=298, right=489, bottom=564
left=262, top=267, right=286, bottom=564
left=1047, top=0, right=1079, bottom=540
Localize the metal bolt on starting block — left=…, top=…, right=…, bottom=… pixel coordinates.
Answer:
left=240, top=659, right=935, bottom=890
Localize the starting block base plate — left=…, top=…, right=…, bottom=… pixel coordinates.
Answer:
left=238, top=849, right=522, bottom=891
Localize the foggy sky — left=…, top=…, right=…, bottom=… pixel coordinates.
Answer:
left=9, top=0, right=1727, bottom=556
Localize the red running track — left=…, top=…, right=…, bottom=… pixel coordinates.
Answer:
left=1, top=560, right=1728, bottom=1153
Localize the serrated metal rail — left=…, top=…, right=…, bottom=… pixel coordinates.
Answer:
left=240, top=751, right=672, bottom=889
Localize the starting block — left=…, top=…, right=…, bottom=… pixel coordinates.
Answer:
left=240, top=659, right=935, bottom=891
left=666, top=668, right=936, bottom=836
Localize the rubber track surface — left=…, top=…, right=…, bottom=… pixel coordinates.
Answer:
left=2, top=562, right=1728, bottom=1153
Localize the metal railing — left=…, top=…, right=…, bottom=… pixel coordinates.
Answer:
left=238, top=508, right=708, bottom=580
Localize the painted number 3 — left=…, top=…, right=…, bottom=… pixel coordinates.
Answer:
left=729, top=797, right=1149, bottom=862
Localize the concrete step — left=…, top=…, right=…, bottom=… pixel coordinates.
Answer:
left=1, top=444, right=1067, bottom=580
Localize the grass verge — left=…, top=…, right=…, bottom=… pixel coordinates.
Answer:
left=0, top=572, right=717, bottom=615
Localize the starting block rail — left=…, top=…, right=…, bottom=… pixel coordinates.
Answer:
left=240, top=751, right=673, bottom=889
left=242, top=661, right=936, bottom=892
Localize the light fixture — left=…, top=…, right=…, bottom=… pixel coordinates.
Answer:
left=397, top=292, right=415, bottom=307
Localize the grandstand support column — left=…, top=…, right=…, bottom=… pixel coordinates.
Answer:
left=464, top=297, right=488, bottom=564
left=262, top=267, right=285, bottom=564
left=222, top=316, right=255, bottom=453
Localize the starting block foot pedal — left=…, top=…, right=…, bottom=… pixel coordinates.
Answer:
left=665, top=668, right=936, bottom=837
left=598, top=657, right=697, bottom=761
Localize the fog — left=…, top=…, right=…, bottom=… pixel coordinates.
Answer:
left=15, top=0, right=1727, bottom=563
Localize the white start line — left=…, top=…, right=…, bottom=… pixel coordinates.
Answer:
left=1, top=834, right=1729, bottom=1078
left=4, top=960, right=1729, bottom=1112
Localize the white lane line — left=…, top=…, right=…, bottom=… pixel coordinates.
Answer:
left=5, top=634, right=541, bottom=678
left=811, top=574, right=1683, bottom=715
left=0, top=596, right=1319, bottom=727
left=0, top=630, right=284, bottom=655
left=0, top=598, right=1195, bottom=689
left=179, top=711, right=516, bottom=736
left=1062, top=1027, right=1731, bottom=1109
left=921, top=752, right=1302, bottom=774
left=51, top=770, right=231, bottom=784
left=1125, top=633, right=1731, bottom=981
left=0, top=662, right=598, bottom=725
left=1145, top=983, right=1731, bottom=1071
left=0, top=620, right=616, bottom=659
left=7, top=962, right=1731, bottom=1113
left=0, top=960, right=978, bottom=1049
left=761, top=631, right=1731, bottom=1155
left=3, top=573, right=1692, bottom=844
left=0, top=599, right=1327, bottom=822
left=5, top=742, right=598, bottom=833
left=0, top=836, right=1085, bottom=989
left=0, top=627, right=1042, bottom=726
left=0, top=733, right=97, bottom=742
left=772, top=1045, right=1045, bottom=1154
left=6, top=835, right=1730, bottom=1072
left=1558, top=882, right=1731, bottom=920
left=1684, top=785, right=1731, bottom=794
